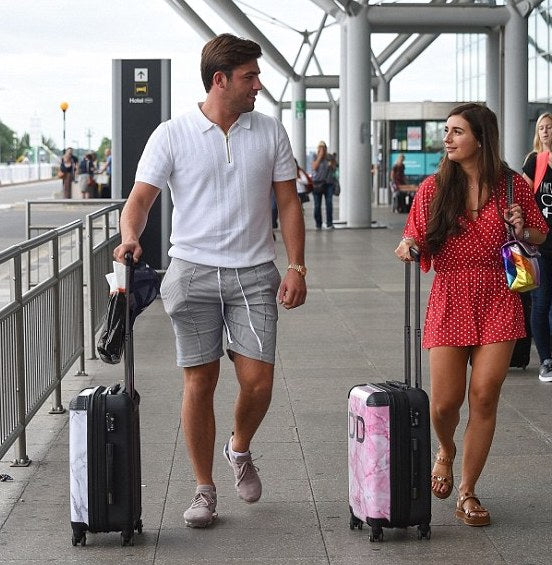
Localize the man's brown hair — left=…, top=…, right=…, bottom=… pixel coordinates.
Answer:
left=200, top=33, right=262, bottom=93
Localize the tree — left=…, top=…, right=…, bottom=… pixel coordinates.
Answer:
left=15, top=133, right=30, bottom=162
left=96, top=137, right=111, bottom=161
left=41, top=136, right=59, bottom=154
left=0, top=120, right=17, bottom=163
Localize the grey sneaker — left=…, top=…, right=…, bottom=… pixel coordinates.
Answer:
left=223, top=440, right=262, bottom=503
left=539, top=359, right=552, bottom=382
left=183, top=485, right=218, bottom=528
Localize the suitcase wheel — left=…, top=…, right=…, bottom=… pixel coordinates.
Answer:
left=71, top=532, right=86, bottom=547
left=417, top=524, right=431, bottom=540
left=349, top=514, right=363, bottom=530
left=121, top=532, right=135, bottom=546
left=369, top=526, right=383, bottom=542
left=135, top=519, right=143, bottom=534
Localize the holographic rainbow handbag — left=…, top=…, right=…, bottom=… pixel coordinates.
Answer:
left=501, top=172, right=540, bottom=293
left=501, top=239, right=540, bottom=292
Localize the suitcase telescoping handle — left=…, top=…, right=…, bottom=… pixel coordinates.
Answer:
left=404, top=248, right=422, bottom=388
left=124, top=252, right=135, bottom=397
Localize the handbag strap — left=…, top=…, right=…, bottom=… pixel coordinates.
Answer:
left=534, top=151, right=549, bottom=193
left=505, top=170, right=515, bottom=240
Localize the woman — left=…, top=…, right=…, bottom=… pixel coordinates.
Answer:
left=78, top=153, right=96, bottom=199
left=59, top=148, right=76, bottom=199
left=311, top=141, right=335, bottom=230
left=395, top=103, right=547, bottom=526
left=522, top=113, right=552, bottom=382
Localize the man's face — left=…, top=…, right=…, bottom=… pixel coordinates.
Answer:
left=224, top=60, right=262, bottom=114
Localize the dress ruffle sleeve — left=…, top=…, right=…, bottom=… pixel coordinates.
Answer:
left=402, top=176, right=435, bottom=272
left=513, top=173, right=548, bottom=235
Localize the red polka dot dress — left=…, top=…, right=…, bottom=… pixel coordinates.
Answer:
left=403, top=173, right=549, bottom=349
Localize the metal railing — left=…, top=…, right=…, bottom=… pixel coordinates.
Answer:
left=0, top=221, right=85, bottom=465
left=25, top=199, right=125, bottom=358
left=85, top=204, right=125, bottom=360
left=1, top=201, right=127, bottom=465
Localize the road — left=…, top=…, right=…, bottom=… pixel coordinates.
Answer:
left=0, top=179, right=120, bottom=252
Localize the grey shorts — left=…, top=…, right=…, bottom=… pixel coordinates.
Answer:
left=160, top=259, right=281, bottom=367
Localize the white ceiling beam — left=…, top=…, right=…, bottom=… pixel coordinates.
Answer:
left=367, top=5, right=510, bottom=34
left=202, top=0, right=298, bottom=80
left=308, top=0, right=347, bottom=22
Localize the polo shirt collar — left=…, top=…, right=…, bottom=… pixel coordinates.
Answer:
left=194, top=103, right=252, bottom=132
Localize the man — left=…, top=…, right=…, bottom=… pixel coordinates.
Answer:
left=114, top=34, right=307, bottom=528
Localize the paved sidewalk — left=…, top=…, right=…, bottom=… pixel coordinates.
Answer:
left=1, top=204, right=551, bottom=564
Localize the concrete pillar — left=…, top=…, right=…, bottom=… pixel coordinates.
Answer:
left=291, top=78, right=307, bottom=169
left=346, top=7, right=372, bottom=227
left=375, top=77, right=390, bottom=204
left=329, top=102, right=339, bottom=156
left=503, top=5, right=528, bottom=170
left=486, top=30, right=501, bottom=125
left=339, top=21, right=348, bottom=223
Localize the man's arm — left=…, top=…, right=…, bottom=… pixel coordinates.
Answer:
left=113, top=181, right=161, bottom=263
left=273, top=179, right=307, bottom=309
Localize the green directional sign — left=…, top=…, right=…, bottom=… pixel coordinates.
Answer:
left=295, top=100, right=306, bottom=120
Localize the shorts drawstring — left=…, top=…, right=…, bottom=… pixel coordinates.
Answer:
left=217, top=267, right=233, bottom=345
left=235, top=269, right=263, bottom=353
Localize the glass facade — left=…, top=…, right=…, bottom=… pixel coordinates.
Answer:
left=529, top=1, right=552, bottom=102
left=456, top=1, right=552, bottom=103
left=389, top=120, right=445, bottom=181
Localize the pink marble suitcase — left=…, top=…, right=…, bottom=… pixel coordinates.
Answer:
left=348, top=253, right=431, bottom=541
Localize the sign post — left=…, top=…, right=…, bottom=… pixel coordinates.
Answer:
left=112, top=59, right=171, bottom=269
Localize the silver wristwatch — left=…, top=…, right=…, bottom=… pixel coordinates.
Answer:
left=523, top=229, right=530, bottom=242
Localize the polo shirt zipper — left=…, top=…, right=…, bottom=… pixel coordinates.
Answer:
left=225, top=133, right=231, bottom=163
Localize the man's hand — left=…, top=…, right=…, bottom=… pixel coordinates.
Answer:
left=113, top=240, right=142, bottom=264
left=277, top=270, right=307, bottom=309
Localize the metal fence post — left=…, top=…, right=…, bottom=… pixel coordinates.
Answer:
left=11, top=254, right=31, bottom=467
left=49, top=234, right=65, bottom=414
left=86, top=214, right=97, bottom=360
left=75, top=223, right=87, bottom=376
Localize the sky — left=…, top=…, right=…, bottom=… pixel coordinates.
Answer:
left=0, top=0, right=459, bottom=155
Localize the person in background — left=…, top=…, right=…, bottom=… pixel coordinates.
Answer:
left=390, top=153, right=406, bottom=187
left=113, top=33, right=306, bottom=529
left=522, top=113, right=552, bottom=382
left=98, top=147, right=112, bottom=198
left=311, top=141, right=335, bottom=230
left=59, top=148, right=77, bottom=198
left=295, top=158, right=310, bottom=211
left=395, top=103, right=547, bottom=527
left=78, top=152, right=96, bottom=199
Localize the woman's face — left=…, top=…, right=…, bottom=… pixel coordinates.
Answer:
left=538, top=117, right=552, bottom=148
left=443, top=114, right=479, bottom=167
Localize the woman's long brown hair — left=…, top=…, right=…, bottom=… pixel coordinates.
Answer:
left=426, top=103, right=506, bottom=255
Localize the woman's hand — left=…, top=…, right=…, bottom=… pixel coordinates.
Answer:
left=395, top=237, right=418, bottom=262
left=504, top=203, right=524, bottom=239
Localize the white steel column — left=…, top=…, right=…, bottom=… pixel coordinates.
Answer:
left=338, top=21, right=348, bottom=223
left=486, top=30, right=500, bottom=119
left=503, top=4, right=529, bottom=170
left=346, top=7, right=372, bottom=228
left=291, top=78, right=307, bottom=169
left=329, top=102, right=339, bottom=156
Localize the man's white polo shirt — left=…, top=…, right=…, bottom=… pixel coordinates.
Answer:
left=135, top=104, right=296, bottom=268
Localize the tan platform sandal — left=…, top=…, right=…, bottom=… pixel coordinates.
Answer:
left=455, top=493, right=491, bottom=526
left=431, top=446, right=456, bottom=499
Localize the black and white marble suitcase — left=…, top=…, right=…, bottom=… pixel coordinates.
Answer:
left=69, top=255, right=142, bottom=546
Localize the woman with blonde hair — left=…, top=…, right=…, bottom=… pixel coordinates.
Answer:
left=522, top=113, right=552, bottom=381
left=396, top=103, right=547, bottom=526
